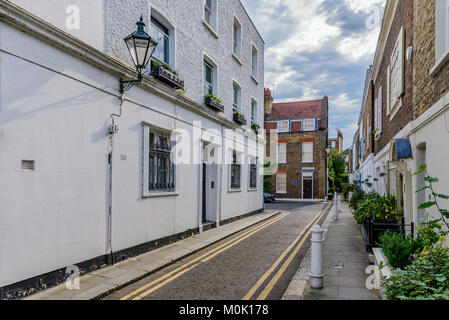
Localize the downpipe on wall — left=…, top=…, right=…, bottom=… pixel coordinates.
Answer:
left=106, top=94, right=124, bottom=265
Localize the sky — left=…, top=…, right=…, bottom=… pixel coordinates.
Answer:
left=241, top=0, right=386, bottom=149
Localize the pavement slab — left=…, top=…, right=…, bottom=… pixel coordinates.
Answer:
left=282, top=201, right=381, bottom=300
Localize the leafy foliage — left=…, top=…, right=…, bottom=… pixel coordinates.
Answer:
left=353, top=193, right=398, bottom=224
left=349, top=189, right=365, bottom=210
left=263, top=163, right=271, bottom=193
left=204, top=94, right=222, bottom=104
left=379, top=231, right=414, bottom=269
left=382, top=165, right=449, bottom=300
left=384, top=242, right=449, bottom=300
left=328, top=149, right=348, bottom=194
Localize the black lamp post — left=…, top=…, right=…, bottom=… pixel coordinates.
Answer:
left=325, top=145, right=331, bottom=200
left=120, top=16, right=158, bottom=94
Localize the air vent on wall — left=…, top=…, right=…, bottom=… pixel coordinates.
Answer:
left=21, top=160, right=35, bottom=171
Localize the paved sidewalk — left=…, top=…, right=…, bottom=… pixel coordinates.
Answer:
left=282, top=201, right=381, bottom=300
left=24, top=210, right=280, bottom=300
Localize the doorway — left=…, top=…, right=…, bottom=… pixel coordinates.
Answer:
left=303, top=175, right=313, bottom=199
left=202, top=163, right=207, bottom=223
left=201, top=142, right=219, bottom=226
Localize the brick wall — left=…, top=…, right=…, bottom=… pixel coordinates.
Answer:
left=362, top=82, right=375, bottom=162
left=413, top=0, right=438, bottom=119
left=266, top=130, right=327, bottom=199
left=374, top=0, right=414, bottom=155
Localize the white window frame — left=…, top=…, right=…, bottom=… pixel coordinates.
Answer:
left=229, top=150, right=242, bottom=191
left=233, top=80, right=242, bottom=113
left=375, top=86, right=383, bottom=138
left=276, top=172, right=287, bottom=194
left=248, top=156, right=258, bottom=190
left=302, top=142, right=314, bottom=163
left=277, top=120, right=290, bottom=133
left=277, top=143, right=287, bottom=164
left=251, top=43, right=259, bottom=81
left=387, top=27, right=404, bottom=120
left=203, top=53, right=218, bottom=98
left=302, top=119, right=315, bottom=132
left=203, top=0, right=218, bottom=35
left=142, top=123, right=178, bottom=198
left=149, top=8, right=176, bottom=69
left=251, top=99, right=258, bottom=125
left=233, top=16, right=242, bottom=60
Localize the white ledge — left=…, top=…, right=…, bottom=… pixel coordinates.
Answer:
left=232, top=53, right=243, bottom=66
left=251, top=75, right=259, bottom=85
left=430, top=48, right=449, bottom=76
left=142, top=191, right=180, bottom=198
left=203, top=20, right=219, bottom=39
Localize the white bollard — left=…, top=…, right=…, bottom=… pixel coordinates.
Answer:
left=310, top=225, right=324, bottom=289
left=338, top=195, right=342, bottom=213
left=333, top=197, right=339, bottom=220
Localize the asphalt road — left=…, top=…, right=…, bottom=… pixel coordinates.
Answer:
left=104, top=202, right=330, bottom=300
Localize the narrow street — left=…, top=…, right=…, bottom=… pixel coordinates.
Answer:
left=104, top=202, right=330, bottom=300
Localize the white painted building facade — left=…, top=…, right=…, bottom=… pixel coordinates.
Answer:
left=0, top=0, right=265, bottom=298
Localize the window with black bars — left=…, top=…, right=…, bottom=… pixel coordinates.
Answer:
left=231, top=151, right=241, bottom=189
left=149, top=132, right=175, bottom=192
left=250, top=161, right=257, bottom=189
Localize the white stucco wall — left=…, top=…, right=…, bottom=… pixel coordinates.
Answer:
left=10, top=0, right=105, bottom=51
left=105, top=0, right=265, bottom=130
left=0, top=0, right=265, bottom=288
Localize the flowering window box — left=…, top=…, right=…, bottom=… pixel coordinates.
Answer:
left=233, top=113, right=247, bottom=126
left=204, top=96, right=224, bottom=112
left=152, top=65, right=184, bottom=90
left=251, top=123, right=260, bottom=134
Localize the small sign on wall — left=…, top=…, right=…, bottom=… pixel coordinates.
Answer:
left=292, top=180, right=297, bottom=185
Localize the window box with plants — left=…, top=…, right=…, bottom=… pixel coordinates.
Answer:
left=233, top=111, right=247, bottom=125
left=353, top=192, right=404, bottom=251
left=151, top=61, right=185, bottom=90
left=204, top=94, right=224, bottom=112
left=251, top=123, right=260, bottom=134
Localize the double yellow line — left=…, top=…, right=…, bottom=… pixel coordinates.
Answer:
left=242, top=205, right=329, bottom=300
left=120, top=211, right=290, bottom=300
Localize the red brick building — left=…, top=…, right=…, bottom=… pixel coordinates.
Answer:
left=329, top=130, right=344, bottom=153
left=265, top=97, right=329, bottom=200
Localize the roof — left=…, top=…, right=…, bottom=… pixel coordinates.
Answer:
left=266, top=99, right=323, bottom=121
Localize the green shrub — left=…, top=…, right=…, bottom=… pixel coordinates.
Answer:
left=384, top=241, right=449, bottom=300
left=349, top=190, right=365, bottom=210
left=354, top=193, right=398, bottom=224
left=412, top=220, right=445, bottom=253
left=378, top=231, right=414, bottom=269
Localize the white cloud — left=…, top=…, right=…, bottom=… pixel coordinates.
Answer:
left=336, top=28, right=380, bottom=62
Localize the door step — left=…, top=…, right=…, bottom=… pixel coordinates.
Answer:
left=202, top=221, right=217, bottom=232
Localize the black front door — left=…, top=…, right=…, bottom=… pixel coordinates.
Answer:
left=202, top=163, right=207, bottom=223
left=303, top=177, right=313, bottom=199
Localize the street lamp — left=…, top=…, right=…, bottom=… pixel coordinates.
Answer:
left=120, top=16, right=158, bottom=94
left=325, top=145, right=331, bottom=200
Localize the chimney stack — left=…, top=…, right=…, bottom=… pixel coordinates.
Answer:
left=264, top=88, right=273, bottom=116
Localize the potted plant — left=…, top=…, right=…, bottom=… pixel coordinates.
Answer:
left=233, top=111, right=247, bottom=125
left=151, top=60, right=185, bottom=90
left=354, top=193, right=403, bottom=251
left=251, top=123, right=260, bottom=134
left=204, top=94, right=224, bottom=112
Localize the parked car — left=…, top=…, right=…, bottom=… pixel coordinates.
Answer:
left=264, top=193, right=275, bottom=203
